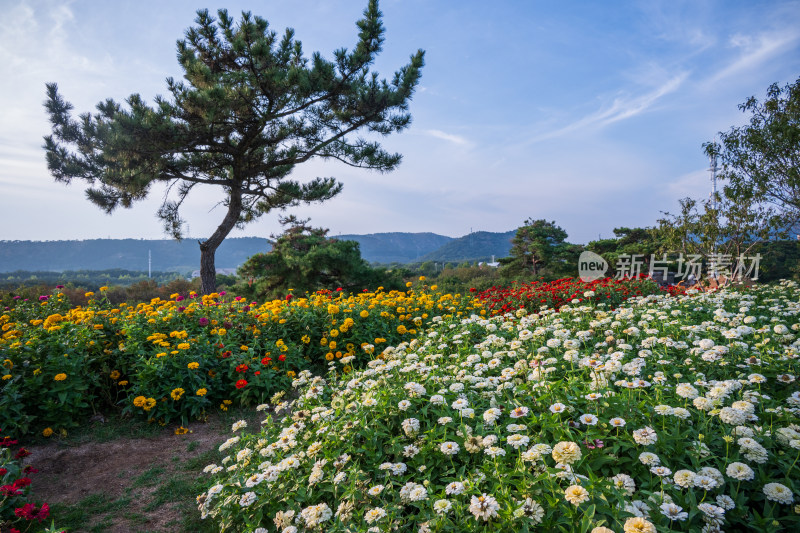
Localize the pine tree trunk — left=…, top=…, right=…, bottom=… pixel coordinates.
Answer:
left=199, top=244, right=218, bottom=295
left=199, top=188, right=243, bottom=294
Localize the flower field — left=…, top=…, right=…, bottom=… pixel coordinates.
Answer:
left=198, top=281, right=800, bottom=532
left=0, top=282, right=481, bottom=437
left=475, top=277, right=686, bottom=316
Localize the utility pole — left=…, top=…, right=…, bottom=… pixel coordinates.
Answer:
left=148, top=250, right=152, bottom=278
left=709, top=150, right=718, bottom=212
left=708, top=148, right=719, bottom=275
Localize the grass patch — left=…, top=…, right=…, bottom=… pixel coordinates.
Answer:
left=41, top=413, right=165, bottom=447
left=50, top=493, right=132, bottom=532
left=183, top=448, right=219, bottom=472
left=131, top=465, right=166, bottom=488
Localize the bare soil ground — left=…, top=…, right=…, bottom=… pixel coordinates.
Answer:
left=23, top=408, right=265, bottom=533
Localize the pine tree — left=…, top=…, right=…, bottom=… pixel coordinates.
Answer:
left=43, top=1, right=424, bottom=293
left=237, top=216, right=398, bottom=299
left=500, top=219, right=573, bottom=278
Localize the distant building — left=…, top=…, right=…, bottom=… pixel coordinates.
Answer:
left=478, top=255, right=501, bottom=268
left=189, top=268, right=238, bottom=279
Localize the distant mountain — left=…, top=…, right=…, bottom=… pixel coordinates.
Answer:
left=336, top=232, right=454, bottom=264
left=0, top=238, right=269, bottom=273
left=0, top=230, right=515, bottom=272
left=416, top=231, right=515, bottom=263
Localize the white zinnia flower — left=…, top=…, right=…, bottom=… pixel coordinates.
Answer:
left=440, top=441, right=460, bottom=455
left=660, top=502, right=688, bottom=521
left=445, top=481, right=465, bottom=495
left=469, top=493, right=500, bottom=521
left=433, top=499, right=452, bottom=514
left=364, top=507, right=387, bottom=524
left=632, top=426, right=658, bottom=445
left=763, top=483, right=794, bottom=504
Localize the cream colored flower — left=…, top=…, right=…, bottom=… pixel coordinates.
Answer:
left=623, top=517, right=656, bottom=533
left=564, top=484, right=590, bottom=506
left=552, top=441, right=582, bottom=465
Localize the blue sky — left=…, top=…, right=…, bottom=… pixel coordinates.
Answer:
left=1, top=0, right=799, bottom=244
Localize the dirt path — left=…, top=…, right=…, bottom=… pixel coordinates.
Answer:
left=24, top=409, right=264, bottom=533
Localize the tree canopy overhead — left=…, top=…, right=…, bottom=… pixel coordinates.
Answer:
left=43, top=0, right=424, bottom=293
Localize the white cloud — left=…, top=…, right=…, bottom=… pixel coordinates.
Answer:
left=422, top=129, right=471, bottom=146
left=524, top=72, right=688, bottom=144
left=704, top=30, right=800, bottom=86
left=663, top=169, right=713, bottom=202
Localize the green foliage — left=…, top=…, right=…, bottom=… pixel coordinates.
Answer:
left=43, top=0, right=424, bottom=293
left=0, top=269, right=183, bottom=291
left=500, top=219, right=578, bottom=278
left=751, top=240, right=800, bottom=282
left=432, top=264, right=503, bottom=294
left=235, top=217, right=404, bottom=300
left=705, top=77, right=800, bottom=222
left=586, top=227, right=665, bottom=275
left=657, top=193, right=785, bottom=265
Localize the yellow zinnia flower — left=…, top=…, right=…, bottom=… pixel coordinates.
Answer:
left=54, top=373, right=67, bottom=381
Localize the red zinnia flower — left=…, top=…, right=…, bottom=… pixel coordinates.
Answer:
left=235, top=364, right=249, bottom=373
left=261, top=356, right=272, bottom=365
left=15, top=502, right=50, bottom=522
left=13, top=477, right=31, bottom=489
left=235, top=379, right=248, bottom=389
left=278, top=354, right=286, bottom=362
left=0, top=484, right=22, bottom=496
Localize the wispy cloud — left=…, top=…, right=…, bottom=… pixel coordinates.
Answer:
left=422, top=129, right=471, bottom=146
left=704, top=30, right=800, bottom=86
left=525, top=72, right=688, bottom=144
